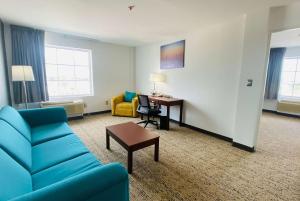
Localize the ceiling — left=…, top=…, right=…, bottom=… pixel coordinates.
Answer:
left=271, top=28, right=300, bottom=47
left=0, top=0, right=298, bottom=46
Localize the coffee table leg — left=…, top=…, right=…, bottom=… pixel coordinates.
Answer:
left=154, top=139, right=159, bottom=162
left=128, top=150, right=133, bottom=174
left=106, top=131, right=110, bottom=150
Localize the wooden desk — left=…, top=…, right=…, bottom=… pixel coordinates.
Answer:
left=148, top=96, right=184, bottom=130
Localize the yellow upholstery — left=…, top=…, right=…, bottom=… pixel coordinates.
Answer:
left=111, top=94, right=138, bottom=117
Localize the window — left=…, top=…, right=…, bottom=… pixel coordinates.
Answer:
left=279, top=57, right=300, bottom=100
left=45, top=45, right=93, bottom=99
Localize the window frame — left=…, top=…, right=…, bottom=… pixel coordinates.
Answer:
left=45, top=44, right=94, bottom=100
left=278, top=56, right=300, bottom=102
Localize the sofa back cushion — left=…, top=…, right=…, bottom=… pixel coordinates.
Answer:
left=0, top=149, right=32, bottom=200
left=0, top=106, right=31, bottom=142
left=0, top=120, right=32, bottom=170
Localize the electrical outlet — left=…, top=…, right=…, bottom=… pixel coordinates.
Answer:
left=105, top=100, right=109, bottom=105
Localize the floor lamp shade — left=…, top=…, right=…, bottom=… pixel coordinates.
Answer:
left=12, top=65, right=35, bottom=81
left=12, top=65, right=35, bottom=109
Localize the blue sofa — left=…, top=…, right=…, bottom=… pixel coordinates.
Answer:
left=0, top=106, right=129, bottom=201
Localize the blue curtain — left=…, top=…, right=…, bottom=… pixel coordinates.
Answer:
left=1, top=20, right=12, bottom=105
left=264, top=48, right=286, bottom=100
left=11, top=25, right=48, bottom=104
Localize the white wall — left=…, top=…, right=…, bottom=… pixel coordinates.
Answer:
left=269, top=3, right=300, bottom=33
left=234, top=8, right=271, bottom=148
left=45, top=32, right=135, bottom=113
left=136, top=2, right=300, bottom=148
left=136, top=17, right=245, bottom=138
left=235, top=3, right=300, bottom=148
left=0, top=22, right=9, bottom=107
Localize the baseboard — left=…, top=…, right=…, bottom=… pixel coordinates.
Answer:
left=85, top=110, right=111, bottom=116
left=232, top=142, right=255, bottom=152
left=263, top=109, right=300, bottom=118
left=68, top=110, right=111, bottom=120
left=170, top=119, right=256, bottom=152
left=170, top=119, right=232, bottom=142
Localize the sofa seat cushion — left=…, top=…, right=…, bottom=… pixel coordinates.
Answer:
left=32, top=153, right=101, bottom=190
left=32, top=135, right=89, bottom=174
left=0, top=149, right=32, bottom=201
left=0, top=106, right=31, bottom=142
left=31, top=122, right=73, bottom=145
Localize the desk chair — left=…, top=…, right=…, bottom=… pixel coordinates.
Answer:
left=137, top=95, right=161, bottom=129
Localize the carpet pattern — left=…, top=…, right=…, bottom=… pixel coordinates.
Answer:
left=69, top=113, right=300, bottom=201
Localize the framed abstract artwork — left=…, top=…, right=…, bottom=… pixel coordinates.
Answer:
left=160, top=40, right=185, bottom=69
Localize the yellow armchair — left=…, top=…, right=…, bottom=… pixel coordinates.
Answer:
left=111, top=93, right=139, bottom=117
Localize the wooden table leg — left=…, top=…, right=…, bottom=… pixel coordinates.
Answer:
left=179, top=101, right=183, bottom=126
left=166, top=105, right=170, bottom=130
left=154, top=139, right=159, bottom=162
left=106, top=130, right=110, bottom=149
left=128, top=150, right=133, bottom=174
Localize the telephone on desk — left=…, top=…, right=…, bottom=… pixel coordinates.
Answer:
left=151, top=93, right=173, bottom=99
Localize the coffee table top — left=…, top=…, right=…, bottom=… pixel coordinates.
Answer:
left=106, top=122, right=159, bottom=147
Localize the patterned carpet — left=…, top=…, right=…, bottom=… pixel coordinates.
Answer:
left=69, top=112, right=300, bottom=201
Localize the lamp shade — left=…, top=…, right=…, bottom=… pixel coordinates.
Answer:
left=12, top=65, right=35, bottom=81
left=150, top=73, right=166, bottom=83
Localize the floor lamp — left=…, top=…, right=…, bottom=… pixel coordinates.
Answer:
left=12, top=65, right=35, bottom=109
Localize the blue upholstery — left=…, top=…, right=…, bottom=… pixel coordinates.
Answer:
left=124, top=91, right=137, bottom=102
left=0, top=106, right=31, bottom=142
left=0, top=120, right=32, bottom=170
left=13, top=163, right=128, bottom=201
left=32, top=153, right=101, bottom=190
left=19, top=107, right=67, bottom=127
left=31, top=122, right=73, bottom=145
left=32, top=134, right=89, bottom=174
left=0, top=149, right=32, bottom=201
left=0, top=106, right=129, bottom=201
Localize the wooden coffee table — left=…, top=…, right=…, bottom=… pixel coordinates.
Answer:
left=106, top=122, right=160, bottom=174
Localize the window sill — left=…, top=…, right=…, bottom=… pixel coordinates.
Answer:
left=49, top=95, right=94, bottom=101
left=278, top=96, right=300, bottom=103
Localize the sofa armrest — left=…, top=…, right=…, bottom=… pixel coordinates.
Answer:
left=12, top=163, right=129, bottom=201
left=19, top=107, right=67, bottom=127
left=111, top=94, right=124, bottom=115
left=132, top=97, right=139, bottom=117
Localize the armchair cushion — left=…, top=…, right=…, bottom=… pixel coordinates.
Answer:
left=115, top=102, right=133, bottom=117
left=31, top=122, right=73, bottom=146
left=124, top=91, right=136, bottom=102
